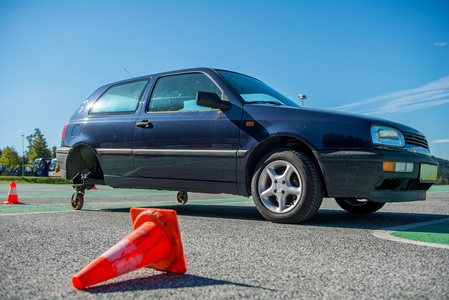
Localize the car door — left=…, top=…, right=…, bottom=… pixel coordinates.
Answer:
left=133, top=72, right=241, bottom=182
left=84, top=78, right=150, bottom=176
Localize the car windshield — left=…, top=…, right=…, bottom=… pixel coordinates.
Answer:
left=217, top=70, right=300, bottom=107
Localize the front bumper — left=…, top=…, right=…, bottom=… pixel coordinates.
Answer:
left=315, top=149, right=438, bottom=203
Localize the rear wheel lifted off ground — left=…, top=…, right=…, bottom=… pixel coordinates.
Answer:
left=71, top=192, right=84, bottom=210
left=251, top=148, right=324, bottom=223
left=177, top=191, right=188, bottom=204
left=335, top=198, right=385, bottom=214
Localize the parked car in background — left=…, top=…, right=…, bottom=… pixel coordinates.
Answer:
left=56, top=68, right=438, bottom=223
left=33, top=158, right=52, bottom=176
left=48, top=158, right=60, bottom=177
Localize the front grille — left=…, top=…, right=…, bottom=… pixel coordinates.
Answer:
left=376, top=178, right=433, bottom=191
left=400, top=179, right=433, bottom=191
left=376, top=178, right=404, bottom=190
left=403, top=131, right=429, bottom=149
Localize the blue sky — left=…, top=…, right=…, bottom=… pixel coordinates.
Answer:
left=1, top=0, right=448, bottom=159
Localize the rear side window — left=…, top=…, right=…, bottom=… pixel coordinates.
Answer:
left=148, top=73, right=222, bottom=112
left=90, top=79, right=149, bottom=114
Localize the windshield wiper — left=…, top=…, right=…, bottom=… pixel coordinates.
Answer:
left=248, top=101, right=284, bottom=106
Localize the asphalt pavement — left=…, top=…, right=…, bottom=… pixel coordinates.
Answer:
left=0, top=184, right=448, bottom=299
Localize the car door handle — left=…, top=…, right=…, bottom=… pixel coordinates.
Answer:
left=136, top=120, right=153, bottom=128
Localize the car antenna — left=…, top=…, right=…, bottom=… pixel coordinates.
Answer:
left=124, top=68, right=134, bottom=78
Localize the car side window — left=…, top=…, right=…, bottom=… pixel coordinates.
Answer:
left=147, top=73, right=222, bottom=112
left=90, top=79, right=149, bottom=115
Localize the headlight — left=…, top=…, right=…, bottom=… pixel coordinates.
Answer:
left=371, top=125, right=405, bottom=147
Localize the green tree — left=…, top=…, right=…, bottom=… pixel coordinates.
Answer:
left=0, top=147, right=21, bottom=171
left=434, top=157, right=449, bottom=185
left=26, top=128, right=52, bottom=162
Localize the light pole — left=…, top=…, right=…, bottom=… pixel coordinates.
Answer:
left=298, top=94, right=307, bottom=107
left=22, top=135, right=24, bottom=176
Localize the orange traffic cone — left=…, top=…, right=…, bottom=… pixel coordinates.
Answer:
left=92, top=185, right=97, bottom=189
left=1, top=181, right=25, bottom=205
left=72, top=208, right=186, bottom=290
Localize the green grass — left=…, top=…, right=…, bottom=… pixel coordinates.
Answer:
left=0, top=176, right=71, bottom=184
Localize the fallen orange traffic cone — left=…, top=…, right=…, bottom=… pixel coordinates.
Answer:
left=72, top=208, right=186, bottom=290
left=1, top=181, right=25, bottom=205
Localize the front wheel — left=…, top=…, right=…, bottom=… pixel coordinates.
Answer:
left=251, top=149, right=323, bottom=223
left=335, top=198, right=385, bottom=214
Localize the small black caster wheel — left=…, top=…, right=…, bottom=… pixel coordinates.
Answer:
left=176, top=191, right=188, bottom=204
left=71, top=192, right=84, bottom=210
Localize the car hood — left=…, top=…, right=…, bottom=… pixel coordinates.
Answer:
left=243, top=103, right=424, bottom=135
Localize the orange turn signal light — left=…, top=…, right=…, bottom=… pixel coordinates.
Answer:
left=383, top=162, right=414, bottom=173
left=383, top=162, right=396, bottom=172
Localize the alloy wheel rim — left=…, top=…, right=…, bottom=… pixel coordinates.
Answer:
left=344, top=198, right=369, bottom=206
left=258, top=160, right=303, bottom=213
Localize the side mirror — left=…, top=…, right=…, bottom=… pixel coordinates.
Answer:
left=196, top=91, right=232, bottom=111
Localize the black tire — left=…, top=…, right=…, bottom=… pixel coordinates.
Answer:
left=251, top=149, right=323, bottom=223
left=71, top=192, right=84, bottom=210
left=177, top=191, right=188, bottom=204
left=335, top=198, right=385, bottom=214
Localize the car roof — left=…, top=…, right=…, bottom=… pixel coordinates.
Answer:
left=102, top=68, right=260, bottom=87
left=106, top=67, right=218, bottom=86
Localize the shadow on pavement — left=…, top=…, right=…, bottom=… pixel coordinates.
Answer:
left=85, top=273, right=276, bottom=294
left=96, top=204, right=448, bottom=231
left=95, top=204, right=264, bottom=220
left=307, top=209, right=448, bottom=230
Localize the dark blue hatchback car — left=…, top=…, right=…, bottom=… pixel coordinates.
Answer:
left=56, top=68, right=438, bottom=223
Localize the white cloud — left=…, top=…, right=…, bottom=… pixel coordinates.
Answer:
left=431, top=139, right=449, bottom=144
left=332, top=76, right=449, bottom=115
left=435, top=42, right=448, bottom=47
